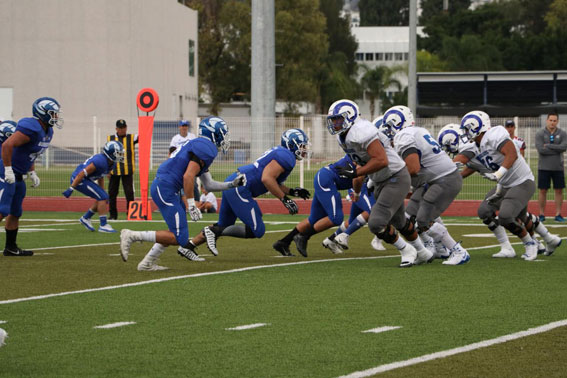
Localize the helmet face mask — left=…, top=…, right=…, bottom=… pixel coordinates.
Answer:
left=199, top=116, right=230, bottom=154
left=32, top=97, right=63, bottom=129
left=281, top=128, right=311, bottom=160
left=383, top=105, right=414, bottom=138
left=326, top=99, right=359, bottom=135
left=103, top=141, right=125, bottom=163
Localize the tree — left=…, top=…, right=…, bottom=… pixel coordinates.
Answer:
left=358, top=0, right=409, bottom=26
left=545, top=0, right=567, bottom=30
left=359, top=65, right=405, bottom=120
left=419, top=0, right=471, bottom=24
left=417, top=50, right=447, bottom=72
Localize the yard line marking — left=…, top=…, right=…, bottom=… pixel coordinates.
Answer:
left=94, top=321, right=136, bottom=329
left=0, top=321, right=6, bottom=324
left=226, top=323, right=269, bottom=331
left=34, top=253, right=54, bottom=256
left=339, top=319, right=567, bottom=378
left=362, top=326, right=401, bottom=334
left=0, top=242, right=523, bottom=305
left=32, top=242, right=118, bottom=251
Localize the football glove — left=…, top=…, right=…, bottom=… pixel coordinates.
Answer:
left=229, top=172, right=247, bottom=188
left=289, top=187, right=310, bottom=200
left=336, top=164, right=357, bottom=179
left=4, top=166, right=15, bottom=184
left=482, top=167, right=508, bottom=182
left=29, top=171, right=40, bottom=188
left=62, top=187, right=74, bottom=198
left=281, top=196, right=298, bottom=215
left=187, top=198, right=203, bottom=221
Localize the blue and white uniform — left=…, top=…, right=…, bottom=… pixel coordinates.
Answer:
left=218, top=146, right=296, bottom=238
left=151, top=138, right=218, bottom=246
left=0, top=117, right=53, bottom=217
left=70, top=154, right=114, bottom=200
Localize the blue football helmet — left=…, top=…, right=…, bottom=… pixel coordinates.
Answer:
left=103, top=141, right=125, bottom=163
left=326, top=99, right=360, bottom=135
left=382, top=105, right=414, bottom=137
left=281, top=128, right=311, bottom=160
left=460, top=110, right=491, bottom=142
left=437, top=124, right=462, bottom=155
left=198, top=116, right=230, bottom=154
left=32, top=97, right=63, bottom=128
left=179, top=119, right=190, bottom=127
left=0, top=120, right=16, bottom=143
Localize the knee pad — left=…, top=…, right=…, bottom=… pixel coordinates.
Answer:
left=501, top=220, right=523, bottom=236
left=482, top=216, right=499, bottom=231
left=377, top=225, right=397, bottom=244
left=398, top=216, right=416, bottom=239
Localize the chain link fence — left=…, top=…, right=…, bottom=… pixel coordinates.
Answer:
left=27, top=115, right=547, bottom=201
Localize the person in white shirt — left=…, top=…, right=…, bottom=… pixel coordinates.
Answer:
left=197, top=185, right=218, bottom=213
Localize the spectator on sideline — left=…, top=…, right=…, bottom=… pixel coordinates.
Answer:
left=197, top=185, right=217, bottom=213
left=504, top=119, right=526, bottom=157
left=169, top=119, right=199, bottom=200
left=107, top=119, right=138, bottom=220
left=535, top=113, right=567, bottom=222
left=0, top=97, right=62, bottom=256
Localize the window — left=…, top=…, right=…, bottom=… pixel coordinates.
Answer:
left=365, top=53, right=373, bottom=61
left=395, top=53, right=403, bottom=61
left=355, top=53, right=364, bottom=61
left=375, top=53, right=384, bottom=61
left=404, top=53, right=409, bottom=61
left=188, top=39, right=195, bottom=77
left=385, top=53, right=393, bottom=61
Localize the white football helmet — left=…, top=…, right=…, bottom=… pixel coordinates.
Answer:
left=326, top=99, right=360, bottom=135
left=437, top=123, right=462, bottom=155
left=460, top=110, right=490, bottom=142
left=383, top=105, right=414, bottom=137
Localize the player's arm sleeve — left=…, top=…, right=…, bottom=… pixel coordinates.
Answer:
left=199, top=171, right=232, bottom=191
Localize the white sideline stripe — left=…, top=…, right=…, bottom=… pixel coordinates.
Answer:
left=226, top=323, right=268, bottom=331
left=0, top=321, right=6, bottom=324
left=362, top=326, right=401, bottom=334
left=339, top=319, right=567, bottom=378
left=94, top=321, right=136, bottom=329
left=34, top=253, right=54, bottom=256
left=0, top=242, right=520, bottom=305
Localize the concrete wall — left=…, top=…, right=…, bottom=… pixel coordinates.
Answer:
left=0, top=0, right=198, bottom=146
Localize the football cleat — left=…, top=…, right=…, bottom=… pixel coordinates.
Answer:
left=119, top=229, right=138, bottom=262
left=535, top=239, right=546, bottom=255
left=272, top=240, right=293, bottom=257
left=98, top=224, right=117, bottom=233
left=521, top=241, right=538, bottom=261
left=492, top=246, right=516, bottom=258
left=203, top=226, right=219, bottom=256
left=334, top=233, right=350, bottom=250
left=399, top=244, right=417, bottom=267
left=414, top=247, right=434, bottom=265
left=293, top=234, right=309, bottom=257
left=3, top=246, right=33, bottom=257
left=177, top=244, right=205, bottom=262
left=544, top=235, right=562, bottom=256
left=79, top=216, right=95, bottom=232
left=137, top=257, right=169, bottom=271
left=322, top=237, right=343, bottom=254
left=371, top=236, right=386, bottom=251
left=434, top=241, right=450, bottom=259
left=442, top=243, right=470, bottom=265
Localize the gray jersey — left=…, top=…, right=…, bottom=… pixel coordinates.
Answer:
left=337, top=118, right=406, bottom=183
left=477, top=126, right=534, bottom=187
left=393, top=126, right=457, bottom=183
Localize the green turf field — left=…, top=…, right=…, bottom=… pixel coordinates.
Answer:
left=1, top=212, right=567, bottom=377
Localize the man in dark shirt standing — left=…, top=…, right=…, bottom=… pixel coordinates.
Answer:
left=107, top=119, right=138, bottom=220
left=535, top=113, right=567, bottom=222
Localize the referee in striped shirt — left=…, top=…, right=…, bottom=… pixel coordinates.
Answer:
left=107, top=119, right=138, bottom=220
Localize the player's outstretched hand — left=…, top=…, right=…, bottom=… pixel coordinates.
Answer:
left=289, top=187, right=310, bottom=200
left=281, top=196, right=298, bottom=215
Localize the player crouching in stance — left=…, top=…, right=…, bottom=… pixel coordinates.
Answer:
left=274, top=154, right=364, bottom=257
left=189, top=128, right=311, bottom=258
left=62, top=141, right=125, bottom=233
left=456, top=111, right=540, bottom=260
left=438, top=123, right=562, bottom=258
left=120, top=117, right=245, bottom=271
left=384, top=105, right=469, bottom=265
left=325, top=99, right=432, bottom=267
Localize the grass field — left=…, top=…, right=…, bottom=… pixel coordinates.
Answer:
left=1, top=212, right=567, bottom=377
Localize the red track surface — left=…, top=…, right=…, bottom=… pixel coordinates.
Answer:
left=23, top=197, right=560, bottom=218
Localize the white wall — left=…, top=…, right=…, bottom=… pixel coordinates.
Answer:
left=0, top=0, right=198, bottom=146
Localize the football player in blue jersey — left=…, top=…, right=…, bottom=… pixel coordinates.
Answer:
left=119, top=117, right=246, bottom=271
left=0, top=97, right=62, bottom=257
left=62, top=141, right=125, bottom=233
left=186, top=128, right=311, bottom=258
left=273, top=154, right=369, bottom=257
left=0, top=121, right=17, bottom=218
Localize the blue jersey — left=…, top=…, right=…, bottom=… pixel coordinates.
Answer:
left=327, top=154, right=355, bottom=190
left=156, top=137, right=218, bottom=191
left=238, top=146, right=296, bottom=197
left=12, top=117, right=54, bottom=175
left=72, top=153, right=113, bottom=181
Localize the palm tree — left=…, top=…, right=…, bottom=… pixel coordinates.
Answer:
left=359, top=64, right=406, bottom=120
